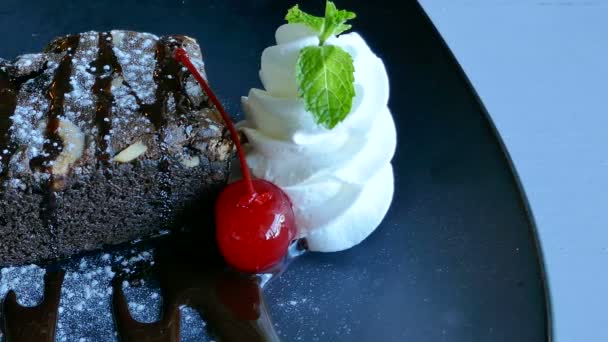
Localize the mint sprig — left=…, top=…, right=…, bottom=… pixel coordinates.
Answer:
left=286, top=1, right=357, bottom=129
left=296, top=45, right=355, bottom=129
left=286, top=2, right=356, bottom=44
left=285, top=5, right=325, bottom=36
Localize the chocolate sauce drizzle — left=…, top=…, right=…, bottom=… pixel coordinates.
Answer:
left=2, top=271, right=65, bottom=342
left=2, top=33, right=204, bottom=179
left=27, top=35, right=81, bottom=256
left=90, top=32, right=121, bottom=162
left=112, top=237, right=282, bottom=342
left=139, top=36, right=192, bottom=130
left=89, top=33, right=194, bottom=160
left=1, top=234, right=292, bottom=341
left=0, top=35, right=86, bottom=182
left=30, top=35, right=80, bottom=173
left=0, top=65, right=17, bottom=177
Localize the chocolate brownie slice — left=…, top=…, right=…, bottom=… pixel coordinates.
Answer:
left=0, top=31, right=233, bottom=265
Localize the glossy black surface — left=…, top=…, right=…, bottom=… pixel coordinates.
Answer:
left=0, top=1, right=547, bottom=341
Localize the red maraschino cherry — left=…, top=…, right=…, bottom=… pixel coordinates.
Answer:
left=175, top=48, right=296, bottom=273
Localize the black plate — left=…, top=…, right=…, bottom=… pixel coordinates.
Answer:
left=0, top=1, right=548, bottom=341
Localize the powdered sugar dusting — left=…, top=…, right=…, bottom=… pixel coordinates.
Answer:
left=54, top=250, right=156, bottom=342
left=111, top=31, right=159, bottom=104
left=56, top=267, right=115, bottom=342
left=63, top=31, right=97, bottom=125
left=108, top=77, right=153, bottom=153
left=0, top=252, right=220, bottom=342
left=0, top=265, right=46, bottom=340
left=10, top=95, right=47, bottom=147
left=115, top=275, right=209, bottom=342
left=122, top=283, right=162, bottom=323
left=9, top=60, right=59, bottom=164
left=185, top=75, right=204, bottom=99
left=13, top=54, right=46, bottom=75
left=0, top=247, right=212, bottom=341
left=2, top=30, right=220, bottom=182
left=180, top=307, right=209, bottom=342
left=0, top=264, right=46, bottom=306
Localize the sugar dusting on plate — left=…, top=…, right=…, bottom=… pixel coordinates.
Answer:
left=0, top=247, right=209, bottom=342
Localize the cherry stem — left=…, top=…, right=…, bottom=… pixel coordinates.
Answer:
left=174, top=48, right=256, bottom=196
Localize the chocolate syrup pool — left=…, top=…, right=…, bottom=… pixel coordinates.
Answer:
left=0, top=231, right=305, bottom=342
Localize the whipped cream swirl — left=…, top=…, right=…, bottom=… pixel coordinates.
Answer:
left=239, top=24, right=396, bottom=252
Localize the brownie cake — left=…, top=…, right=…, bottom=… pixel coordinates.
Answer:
left=0, top=31, right=233, bottom=266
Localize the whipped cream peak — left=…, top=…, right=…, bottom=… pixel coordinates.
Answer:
left=239, top=23, right=396, bottom=252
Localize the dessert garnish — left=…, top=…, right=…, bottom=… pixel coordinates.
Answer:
left=175, top=48, right=296, bottom=273
left=287, top=1, right=356, bottom=128
left=240, top=1, right=397, bottom=252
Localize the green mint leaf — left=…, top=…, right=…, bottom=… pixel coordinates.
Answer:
left=285, top=4, right=324, bottom=33
left=319, top=1, right=356, bottom=44
left=285, top=1, right=356, bottom=44
left=296, top=45, right=355, bottom=129
left=286, top=2, right=357, bottom=129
